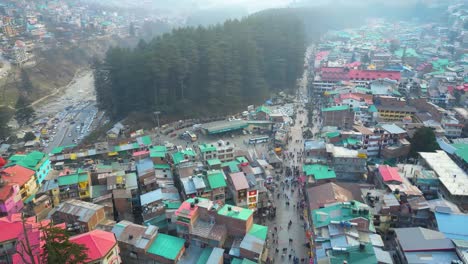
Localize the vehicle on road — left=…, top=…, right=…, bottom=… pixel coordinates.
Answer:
left=186, top=131, right=197, bottom=142
left=248, top=136, right=270, bottom=144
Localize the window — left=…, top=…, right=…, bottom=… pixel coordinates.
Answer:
left=106, top=250, right=114, bottom=260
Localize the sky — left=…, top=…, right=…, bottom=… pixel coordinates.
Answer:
left=199, top=0, right=293, bottom=13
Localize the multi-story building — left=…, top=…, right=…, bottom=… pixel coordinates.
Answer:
left=228, top=172, right=250, bottom=207
left=111, top=220, right=158, bottom=264
left=51, top=199, right=107, bottom=232
left=321, top=105, right=355, bottom=129
left=394, top=227, right=461, bottom=264
left=0, top=181, right=23, bottom=217
left=0, top=214, right=48, bottom=264
left=57, top=169, right=91, bottom=201
left=7, top=151, right=51, bottom=185
left=441, top=114, right=464, bottom=138
left=418, top=151, right=468, bottom=210
left=69, top=230, right=122, bottom=264
left=326, top=144, right=367, bottom=181
left=1, top=165, right=37, bottom=202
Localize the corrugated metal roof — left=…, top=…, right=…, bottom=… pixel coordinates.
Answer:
left=140, top=189, right=163, bottom=206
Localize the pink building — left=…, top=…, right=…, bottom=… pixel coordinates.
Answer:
left=0, top=183, right=24, bottom=216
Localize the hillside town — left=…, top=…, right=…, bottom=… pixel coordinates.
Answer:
left=0, top=2, right=468, bottom=264
left=0, top=0, right=172, bottom=67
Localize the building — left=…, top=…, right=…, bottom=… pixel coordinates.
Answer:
left=394, top=227, right=461, bottom=264
left=434, top=210, right=468, bottom=241
left=305, top=182, right=360, bottom=211
left=175, top=198, right=228, bottom=248
left=376, top=165, right=403, bottom=187
left=51, top=199, right=107, bottom=232
left=136, top=158, right=156, bottom=193
left=57, top=169, right=91, bottom=201
left=201, top=120, right=248, bottom=135
left=206, top=170, right=227, bottom=204
left=441, top=114, right=464, bottom=138
left=228, top=172, right=250, bottom=207
left=6, top=151, right=51, bottom=184
left=321, top=105, right=355, bottom=129
left=146, top=233, right=186, bottom=264
left=311, top=201, right=391, bottom=263
left=199, top=143, right=218, bottom=161
left=418, top=151, right=468, bottom=210
left=1, top=165, right=37, bottom=202
left=0, top=182, right=23, bottom=217
left=149, top=145, right=168, bottom=164
left=302, top=164, right=336, bottom=185
left=326, top=144, right=367, bottom=180
left=0, top=214, right=48, bottom=264
left=111, top=220, right=158, bottom=264
left=376, top=104, right=416, bottom=122
left=70, top=229, right=121, bottom=264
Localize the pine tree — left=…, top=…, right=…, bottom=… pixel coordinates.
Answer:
left=15, top=95, right=35, bottom=126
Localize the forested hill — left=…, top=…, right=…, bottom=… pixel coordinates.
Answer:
left=94, top=9, right=306, bottom=119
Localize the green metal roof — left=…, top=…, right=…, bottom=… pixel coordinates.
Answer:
left=57, top=172, right=88, bottom=186
left=248, top=224, right=268, bottom=240
left=231, top=259, right=257, bottom=264
left=207, top=170, right=227, bottom=189
left=199, top=143, right=217, bottom=153
left=147, top=234, right=185, bottom=260
left=51, top=145, right=76, bottom=155
left=151, top=145, right=167, bottom=152
left=217, top=204, right=253, bottom=221
left=154, top=163, right=170, bottom=170
left=164, top=200, right=182, bottom=209
left=329, top=243, right=377, bottom=264
left=326, top=131, right=340, bottom=138
left=150, top=149, right=166, bottom=158
left=368, top=105, right=378, bottom=113
left=312, top=200, right=375, bottom=232
left=321, top=105, right=349, bottom=112
left=207, top=158, right=221, bottom=166
left=236, top=156, right=248, bottom=164
left=150, top=145, right=167, bottom=158
left=302, top=164, right=336, bottom=180
left=139, top=135, right=152, bottom=146
left=6, top=151, right=46, bottom=170
left=256, top=105, right=271, bottom=114
left=222, top=160, right=240, bottom=173
left=172, top=149, right=196, bottom=165
left=452, top=143, right=468, bottom=164
left=196, top=248, right=213, bottom=264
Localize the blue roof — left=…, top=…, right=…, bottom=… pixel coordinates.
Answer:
left=140, top=188, right=163, bottom=206
left=435, top=212, right=468, bottom=240
left=136, top=158, right=154, bottom=177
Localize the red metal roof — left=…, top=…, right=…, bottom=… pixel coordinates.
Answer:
left=70, top=230, right=117, bottom=261
left=229, top=172, right=249, bottom=191
left=0, top=183, right=17, bottom=201
left=348, top=69, right=401, bottom=81
left=1, top=165, right=35, bottom=186
left=320, top=67, right=349, bottom=82
left=320, top=68, right=401, bottom=82
left=378, top=165, right=403, bottom=183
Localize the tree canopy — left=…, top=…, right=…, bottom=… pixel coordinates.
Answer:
left=410, top=127, right=440, bottom=157
left=15, top=95, right=35, bottom=126
left=94, top=10, right=306, bottom=119
left=40, top=223, right=88, bottom=264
